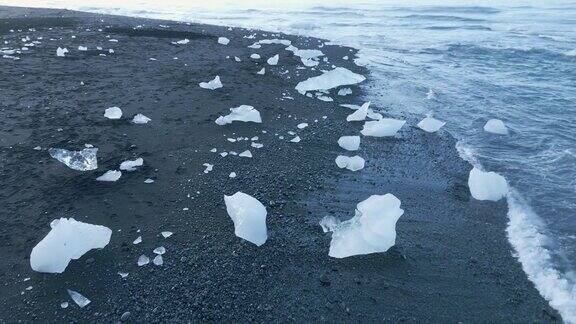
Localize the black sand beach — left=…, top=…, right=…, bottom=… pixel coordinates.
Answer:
left=0, top=6, right=559, bottom=322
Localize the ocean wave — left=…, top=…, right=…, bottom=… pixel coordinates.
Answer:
left=390, top=6, right=500, bottom=15
left=444, top=44, right=575, bottom=62
left=398, top=14, right=486, bottom=22
left=424, top=25, right=492, bottom=31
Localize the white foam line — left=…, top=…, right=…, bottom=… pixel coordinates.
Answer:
left=457, top=141, right=576, bottom=323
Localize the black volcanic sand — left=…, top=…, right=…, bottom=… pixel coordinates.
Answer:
left=0, top=6, right=560, bottom=323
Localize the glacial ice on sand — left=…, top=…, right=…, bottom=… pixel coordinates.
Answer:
left=153, top=246, right=166, bottom=255
left=326, top=194, right=404, bottom=258
left=361, top=119, right=406, bottom=137
left=49, top=148, right=98, bottom=171
left=215, top=105, right=262, bottom=125
left=320, top=216, right=340, bottom=233
left=297, top=123, right=308, bottom=129
left=338, top=88, right=352, bottom=96
left=338, top=136, right=360, bottom=151
left=267, top=54, right=279, bottom=65
left=132, top=114, right=151, bottom=124
left=257, top=67, right=265, bottom=75
left=218, top=37, right=230, bottom=45
left=417, top=117, right=445, bottom=133
left=173, top=39, right=189, bottom=45
left=153, top=255, right=163, bottom=266
left=119, top=158, right=143, bottom=171
left=161, top=231, right=173, bottom=238
left=203, top=163, right=214, bottom=173
left=346, top=102, right=370, bottom=122
left=239, top=150, right=253, bottom=158
left=335, top=155, right=365, bottom=171
left=137, top=254, right=150, bottom=266
left=96, top=170, right=122, bottom=182
left=290, top=136, right=301, bottom=143
left=78, top=46, right=87, bottom=51
left=484, top=119, right=508, bottom=135
left=30, top=218, right=112, bottom=273
left=67, top=289, right=91, bottom=308
left=104, top=107, right=122, bottom=119
left=56, top=47, right=68, bottom=57
left=224, top=192, right=267, bottom=246
left=295, top=67, right=365, bottom=94
left=199, top=75, right=223, bottom=90
left=468, top=167, right=508, bottom=201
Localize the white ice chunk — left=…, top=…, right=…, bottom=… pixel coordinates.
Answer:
left=132, top=114, right=151, bottom=124
left=218, top=37, right=230, bottom=45
left=133, top=236, right=142, bottom=244
left=468, top=167, right=508, bottom=201
left=290, top=136, right=301, bottom=143
left=267, top=54, right=279, bottom=65
left=335, top=155, right=365, bottom=171
left=347, top=102, right=370, bottom=122
left=338, top=136, right=361, bottom=151
left=215, top=105, right=262, bottom=125
left=119, top=158, right=143, bottom=172
left=30, top=218, right=112, bottom=273
left=239, top=150, right=253, bottom=158
left=153, top=246, right=166, bottom=255
left=361, top=119, right=406, bottom=137
left=173, top=39, right=189, bottom=45
left=251, top=142, right=263, bottom=148
left=137, top=254, right=149, bottom=266
left=56, top=47, right=68, bottom=57
left=199, top=75, right=223, bottom=90
left=250, top=53, right=260, bottom=59
left=153, top=255, right=163, bottom=266
left=224, top=192, right=267, bottom=246
left=484, top=119, right=508, bottom=135
left=77, top=46, right=87, bottom=51
left=67, top=289, right=91, bottom=308
left=320, top=216, right=340, bottom=233
left=161, top=231, right=173, bottom=238
left=49, top=148, right=98, bottom=171
left=203, top=163, right=214, bottom=173
left=338, top=88, right=352, bottom=96
left=295, top=67, right=365, bottom=94
left=417, top=117, right=445, bottom=133
left=104, top=107, right=122, bottom=119
left=144, top=178, right=154, bottom=184
left=96, top=170, right=121, bottom=182
left=257, top=67, right=265, bottom=75
left=327, top=194, right=404, bottom=258
left=229, top=172, right=237, bottom=178
left=297, top=123, right=308, bottom=129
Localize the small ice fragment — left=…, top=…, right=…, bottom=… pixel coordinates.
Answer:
left=257, top=68, right=265, bottom=75
left=67, top=289, right=91, bottom=308
left=49, top=148, right=98, bottom=171
left=239, top=150, right=253, bottom=158
left=137, top=254, right=150, bottom=266
left=78, top=46, right=87, bottom=51
left=56, top=47, right=68, bottom=57
left=347, top=102, right=370, bottom=122
left=119, top=158, right=143, bottom=172
left=328, top=194, right=404, bottom=258
left=144, top=178, right=154, bottom=183
left=250, top=53, right=260, bottom=59
left=60, top=302, right=69, bottom=309
left=335, top=155, right=365, bottom=171
left=96, top=170, right=121, bottom=182
left=33, top=146, right=42, bottom=150
left=30, top=218, right=111, bottom=273
left=320, top=216, right=340, bottom=233
left=338, top=136, right=360, bottom=151
left=199, top=75, right=223, bottom=90
left=417, top=117, right=445, bottom=133
left=104, top=107, right=122, bottom=119
left=297, top=123, right=308, bottom=129
left=295, top=67, right=365, bottom=94
left=290, top=136, right=301, bottom=143
left=361, top=119, right=406, bottom=137
left=484, top=119, right=508, bottom=135
left=153, top=246, right=166, bottom=255
left=220, top=152, right=229, bottom=157
left=229, top=172, right=237, bottom=178
left=173, top=39, right=189, bottom=44
left=234, top=56, right=241, bottom=62
left=203, top=163, right=214, bottom=173
left=251, top=143, right=263, bottom=149
left=267, top=54, right=279, bottom=65
left=338, top=88, right=352, bottom=96
left=161, top=231, right=173, bottom=238
left=118, top=272, right=129, bottom=278
left=133, top=236, right=142, bottom=244
left=224, top=192, right=267, bottom=246
left=218, top=37, right=230, bottom=45
left=215, top=105, right=262, bottom=125
left=468, top=167, right=508, bottom=201
left=132, top=114, right=151, bottom=124
left=153, top=255, right=163, bottom=266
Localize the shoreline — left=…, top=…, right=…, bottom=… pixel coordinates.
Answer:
left=0, top=6, right=561, bottom=322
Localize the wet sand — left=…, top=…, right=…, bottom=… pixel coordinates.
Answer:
left=0, top=6, right=559, bottom=322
